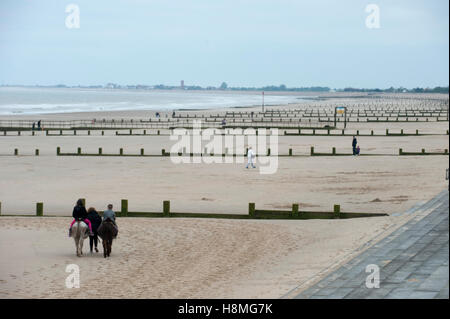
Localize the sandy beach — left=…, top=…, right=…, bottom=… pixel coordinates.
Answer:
left=0, top=212, right=418, bottom=299
left=0, top=93, right=448, bottom=298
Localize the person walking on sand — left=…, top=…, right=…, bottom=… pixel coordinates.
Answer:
left=246, top=146, right=256, bottom=169
left=352, top=136, right=357, bottom=155
left=87, top=207, right=102, bottom=253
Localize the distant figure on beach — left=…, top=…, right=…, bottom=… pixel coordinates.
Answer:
left=221, top=119, right=226, bottom=128
left=37, top=120, right=41, bottom=131
left=32, top=122, right=35, bottom=131
left=246, top=146, right=256, bottom=169
left=87, top=207, right=102, bottom=253
left=69, top=199, right=94, bottom=237
left=352, top=136, right=357, bottom=155
left=99, top=204, right=118, bottom=238
left=155, top=112, right=160, bottom=118
left=356, top=145, right=361, bottom=156
left=172, top=111, right=176, bottom=118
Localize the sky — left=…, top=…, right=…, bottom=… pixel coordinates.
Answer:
left=0, top=0, right=448, bottom=89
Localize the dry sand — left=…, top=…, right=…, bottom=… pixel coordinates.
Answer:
left=0, top=213, right=415, bottom=299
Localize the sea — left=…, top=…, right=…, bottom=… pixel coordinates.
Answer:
left=0, top=87, right=313, bottom=115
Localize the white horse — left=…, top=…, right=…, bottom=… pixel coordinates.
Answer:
left=71, top=220, right=89, bottom=257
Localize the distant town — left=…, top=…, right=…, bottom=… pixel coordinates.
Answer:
left=1, top=81, right=448, bottom=94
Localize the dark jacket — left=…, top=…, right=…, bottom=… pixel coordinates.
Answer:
left=73, top=205, right=88, bottom=220
left=87, top=210, right=102, bottom=233
left=352, top=138, right=357, bottom=147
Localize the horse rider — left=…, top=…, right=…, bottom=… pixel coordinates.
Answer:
left=69, top=199, right=94, bottom=237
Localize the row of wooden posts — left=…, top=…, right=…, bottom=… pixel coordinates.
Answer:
left=3, top=128, right=449, bottom=137
left=7, top=146, right=449, bottom=157
left=0, top=199, right=388, bottom=220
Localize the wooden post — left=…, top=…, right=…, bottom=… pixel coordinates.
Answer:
left=77, top=147, right=81, bottom=155
left=140, top=148, right=144, bottom=156
left=36, top=202, right=43, bottom=216
left=289, top=148, right=292, bottom=156
left=121, top=199, right=128, bottom=217
left=249, top=203, right=255, bottom=217
left=399, top=148, right=403, bottom=155
left=88, top=130, right=90, bottom=136
left=102, top=131, right=104, bottom=136
left=0, top=201, right=2, bottom=216
left=422, top=149, right=425, bottom=154
left=401, top=129, right=404, bottom=135
left=163, top=200, right=170, bottom=216
left=310, top=146, right=314, bottom=156
left=99, top=148, right=102, bottom=155
left=292, top=204, right=299, bottom=218
left=267, top=148, right=271, bottom=156
left=130, top=129, right=132, bottom=135
left=14, top=148, right=18, bottom=156
left=333, top=204, right=340, bottom=219
left=120, top=148, right=123, bottom=156
left=35, top=149, right=39, bottom=156
left=332, top=147, right=336, bottom=155
left=57, top=147, right=60, bottom=155
left=162, top=149, right=166, bottom=156
left=74, top=130, right=77, bottom=135
left=416, top=129, right=419, bottom=135
left=371, top=130, right=374, bottom=136
left=386, top=129, right=389, bottom=135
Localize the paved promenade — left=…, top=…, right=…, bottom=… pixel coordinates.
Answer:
left=294, top=190, right=449, bottom=299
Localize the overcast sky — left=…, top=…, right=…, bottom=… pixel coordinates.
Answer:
left=0, top=0, right=448, bottom=88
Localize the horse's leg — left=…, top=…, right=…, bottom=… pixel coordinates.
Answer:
left=75, top=238, right=80, bottom=257
left=103, top=240, right=107, bottom=258
left=79, top=237, right=84, bottom=256
left=107, top=240, right=111, bottom=257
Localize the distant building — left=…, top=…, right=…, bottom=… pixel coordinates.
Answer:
left=180, top=80, right=185, bottom=89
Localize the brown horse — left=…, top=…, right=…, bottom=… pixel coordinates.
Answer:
left=97, top=220, right=117, bottom=258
